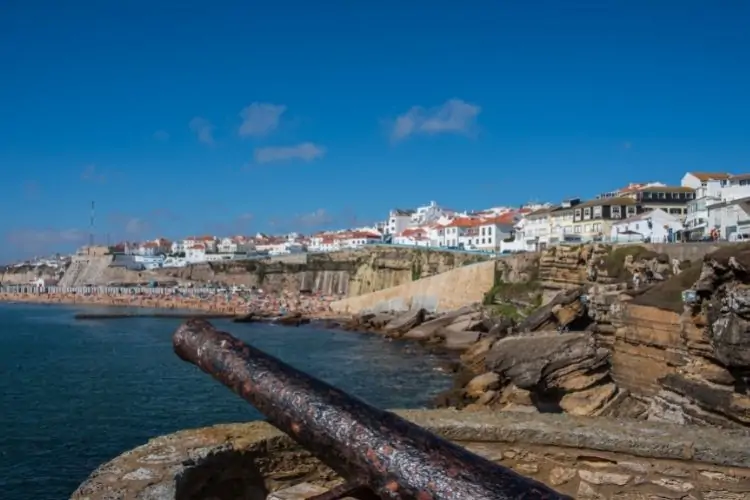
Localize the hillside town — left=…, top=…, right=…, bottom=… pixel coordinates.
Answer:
left=8, top=170, right=750, bottom=271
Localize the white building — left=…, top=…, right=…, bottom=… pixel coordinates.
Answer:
left=683, top=172, right=750, bottom=240
left=393, top=228, right=430, bottom=247
left=410, top=201, right=452, bottom=225
left=185, top=244, right=207, bottom=263
left=340, top=231, right=381, bottom=249
left=521, top=208, right=554, bottom=251
left=171, top=240, right=185, bottom=254
left=475, top=215, right=515, bottom=252
left=184, top=236, right=217, bottom=253
left=610, top=209, right=683, bottom=243
left=218, top=236, right=253, bottom=254
left=386, top=209, right=415, bottom=236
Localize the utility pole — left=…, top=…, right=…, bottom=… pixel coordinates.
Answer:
left=89, top=201, right=95, bottom=247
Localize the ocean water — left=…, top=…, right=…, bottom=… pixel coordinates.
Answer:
left=0, top=303, right=453, bottom=499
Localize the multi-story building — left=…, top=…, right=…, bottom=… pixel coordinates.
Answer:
left=521, top=207, right=554, bottom=250
left=682, top=172, right=750, bottom=239
left=385, top=209, right=415, bottom=235
left=548, top=198, right=581, bottom=244
left=621, top=185, right=695, bottom=220
left=570, top=197, right=642, bottom=242
left=394, top=228, right=430, bottom=247
left=610, top=208, right=684, bottom=243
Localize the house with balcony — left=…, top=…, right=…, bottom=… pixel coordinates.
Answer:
left=610, top=209, right=683, bottom=243
left=570, top=197, right=642, bottom=242
left=681, top=172, right=750, bottom=239
left=619, top=185, right=695, bottom=220
left=521, top=207, right=555, bottom=251
left=548, top=198, right=582, bottom=245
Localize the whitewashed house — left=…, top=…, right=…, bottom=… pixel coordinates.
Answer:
left=521, top=208, right=554, bottom=251
left=341, top=231, right=381, bottom=248
left=171, top=240, right=185, bottom=254
left=185, top=244, right=207, bottom=263
left=386, top=209, right=414, bottom=236
left=394, top=227, right=430, bottom=247
left=137, top=241, right=160, bottom=256
left=610, top=209, right=683, bottom=243
left=475, top=214, right=516, bottom=252
left=682, top=172, right=750, bottom=240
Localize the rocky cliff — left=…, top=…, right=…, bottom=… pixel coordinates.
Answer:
left=60, top=247, right=490, bottom=297
left=0, top=264, right=65, bottom=285
left=424, top=242, right=750, bottom=430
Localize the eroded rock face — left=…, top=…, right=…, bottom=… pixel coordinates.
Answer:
left=606, top=252, right=750, bottom=428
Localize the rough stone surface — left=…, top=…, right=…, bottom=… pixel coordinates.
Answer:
left=73, top=410, right=750, bottom=500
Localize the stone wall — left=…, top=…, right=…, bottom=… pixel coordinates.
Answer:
left=0, top=264, right=63, bottom=285
left=72, top=410, right=750, bottom=500
left=55, top=247, right=490, bottom=297
left=330, top=260, right=498, bottom=313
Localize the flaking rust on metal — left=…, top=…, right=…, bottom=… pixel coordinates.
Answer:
left=173, top=318, right=572, bottom=500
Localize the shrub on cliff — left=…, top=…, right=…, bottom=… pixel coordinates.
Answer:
left=599, top=245, right=663, bottom=280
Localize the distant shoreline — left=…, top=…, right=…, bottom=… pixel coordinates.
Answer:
left=0, top=291, right=340, bottom=320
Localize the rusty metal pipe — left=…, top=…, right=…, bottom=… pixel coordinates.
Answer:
left=173, top=319, right=571, bottom=500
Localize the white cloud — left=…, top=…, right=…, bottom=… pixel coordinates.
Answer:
left=254, top=142, right=326, bottom=164
left=390, top=98, right=481, bottom=142
left=189, top=117, right=215, bottom=145
left=124, top=218, right=148, bottom=235
left=296, top=209, right=332, bottom=227
left=239, top=102, right=286, bottom=137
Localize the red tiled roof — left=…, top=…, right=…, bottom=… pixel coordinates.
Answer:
left=190, top=244, right=206, bottom=250
left=447, top=217, right=482, bottom=228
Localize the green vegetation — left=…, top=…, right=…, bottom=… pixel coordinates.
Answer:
left=482, top=278, right=542, bottom=319
left=599, top=245, right=664, bottom=280
left=411, top=260, right=423, bottom=281
left=630, top=262, right=702, bottom=313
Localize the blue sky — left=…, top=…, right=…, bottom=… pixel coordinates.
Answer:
left=1, top=1, right=749, bottom=260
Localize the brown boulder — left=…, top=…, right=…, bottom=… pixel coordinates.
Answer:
left=382, top=308, right=425, bottom=337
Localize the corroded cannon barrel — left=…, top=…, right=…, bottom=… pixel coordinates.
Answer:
left=173, top=319, right=570, bottom=500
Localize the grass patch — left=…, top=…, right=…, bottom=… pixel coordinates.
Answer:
left=599, top=245, right=665, bottom=280
left=411, top=260, right=423, bottom=281
left=486, top=303, right=523, bottom=319
left=629, top=262, right=702, bottom=313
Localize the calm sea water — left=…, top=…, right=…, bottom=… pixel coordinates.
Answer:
left=0, top=303, right=453, bottom=499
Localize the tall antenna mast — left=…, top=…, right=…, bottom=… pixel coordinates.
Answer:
left=89, top=201, right=95, bottom=247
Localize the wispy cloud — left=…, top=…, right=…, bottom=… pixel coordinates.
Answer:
left=153, top=130, right=170, bottom=141
left=189, top=117, right=215, bottom=145
left=390, top=98, right=481, bottom=142
left=254, top=142, right=326, bottom=164
left=81, top=164, right=107, bottom=183
left=6, top=228, right=87, bottom=253
left=239, top=102, right=286, bottom=137
left=295, top=208, right=333, bottom=227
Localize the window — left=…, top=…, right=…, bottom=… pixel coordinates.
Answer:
left=574, top=209, right=582, bottom=220
left=487, top=226, right=493, bottom=234
left=584, top=224, right=591, bottom=232
left=626, top=205, right=637, bottom=216
left=481, top=238, right=485, bottom=244
left=611, top=206, right=622, bottom=219
left=593, top=206, right=602, bottom=218
left=574, top=225, right=582, bottom=233
left=658, top=192, right=666, bottom=199
left=583, top=207, right=591, bottom=219
left=669, top=208, right=682, bottom=215
left=487, top=237, right=492, bottom=244
left=592, top=223, right=601, bottom=232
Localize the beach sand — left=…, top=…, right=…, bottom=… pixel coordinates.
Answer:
left=0, top=290, right=341, bottom=319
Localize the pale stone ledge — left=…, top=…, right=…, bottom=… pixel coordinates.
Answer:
left=72, top=409, right=750, bottom=500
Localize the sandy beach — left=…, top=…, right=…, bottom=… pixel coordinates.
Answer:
left=0, top=289, right=341, bottom=319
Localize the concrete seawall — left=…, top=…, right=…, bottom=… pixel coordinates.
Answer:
left=330, top=260, right=496, bottom=314
left=73, top=410, right=750, bottom=499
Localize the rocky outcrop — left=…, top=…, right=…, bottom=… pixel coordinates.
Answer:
left=0, top=263, right=65, bottom=285
left=595, top=246, right=750, bottom=428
